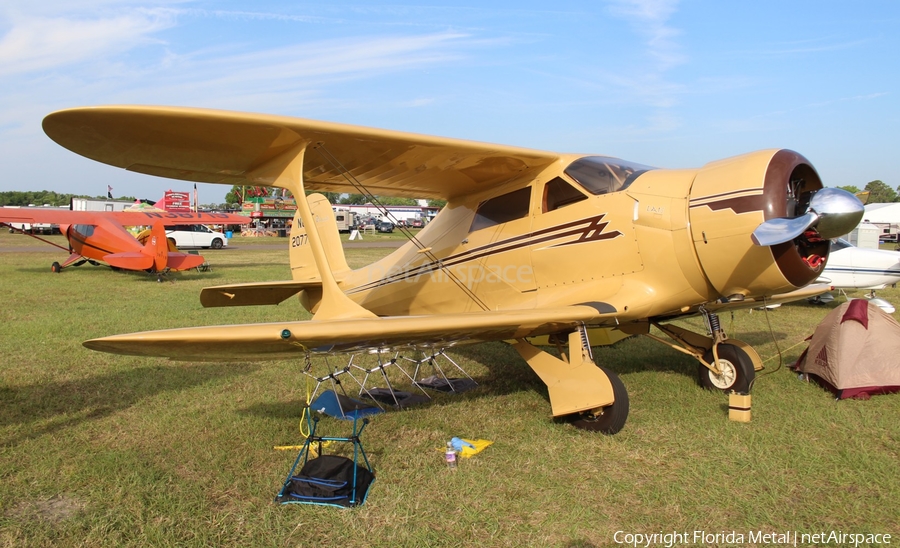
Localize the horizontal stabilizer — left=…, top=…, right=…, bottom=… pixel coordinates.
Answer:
left=200, top=280, right=323, bottom=307
left=167, top=253, right=207, bottom=271
left=84, top=303, right=618, bottom=360
left=104, top=252, right=154, bottom=271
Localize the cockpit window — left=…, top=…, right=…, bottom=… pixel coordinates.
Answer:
left=564, top=156, right=655, bottom=195
left=469, top=187, right=531, bottom=232
left=543, top=177, right=587, bottom=212
left=73, top=224, right=94, bottom=237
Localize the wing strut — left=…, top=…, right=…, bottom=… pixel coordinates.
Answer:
left=312, top=143, right=491, bottom=312
left=248, top=143, right=376, bottom=321
left=2, top=223, right=71, bottom=252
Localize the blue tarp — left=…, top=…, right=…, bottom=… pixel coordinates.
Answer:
left=310, top=390, right=383, bottom=420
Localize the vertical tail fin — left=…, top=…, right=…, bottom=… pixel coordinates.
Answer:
left=147, top=222, right=169, bottom=272
left=289, top=193, right=350, bottom=281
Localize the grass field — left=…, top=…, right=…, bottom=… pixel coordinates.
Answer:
left=1, top=231, right=899, bottom=547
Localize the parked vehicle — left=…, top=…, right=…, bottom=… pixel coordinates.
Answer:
left=333, top=210, right=358, bottom=233
left=164, top=224, right=228, bottom=248
left=410, top=218, right=424, bottom=228
left=375, top=220, right=394, bottom=233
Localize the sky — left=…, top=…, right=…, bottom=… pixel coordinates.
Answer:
left=1, top=0, right=898, bottom=204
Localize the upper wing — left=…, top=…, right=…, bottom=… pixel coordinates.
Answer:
left=83, top=303, right=618, bottom=360
left=107, top=211, right=250, bottom=225
left=0, top=208, right=92, bottom=224
left=43, top=106, right=560, bottom=200
left=0, top=208, right=247, bottom=226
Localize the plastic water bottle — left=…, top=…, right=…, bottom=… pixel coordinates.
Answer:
left=445, top=441, right=457, bottom=470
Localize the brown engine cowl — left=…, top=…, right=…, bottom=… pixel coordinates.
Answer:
left=688, top=149, right=829, bottom=299
left=762, top=151, right=831, bottom=288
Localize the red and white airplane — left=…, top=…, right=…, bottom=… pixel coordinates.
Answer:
left=0, top=208, right=247, bottom=277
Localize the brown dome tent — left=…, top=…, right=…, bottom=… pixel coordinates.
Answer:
left=794, top=299, right=900, bottom=399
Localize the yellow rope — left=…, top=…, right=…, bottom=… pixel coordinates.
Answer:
left=300, top=373, right=312, bottom=438
left=760, top=339, right=809, bottom=363
left=273, top=361, right=320, bottom=455
left=272, top=361, right=337, bottom=457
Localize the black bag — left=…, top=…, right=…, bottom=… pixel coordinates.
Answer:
left=279, top=455, right=375, bottom=507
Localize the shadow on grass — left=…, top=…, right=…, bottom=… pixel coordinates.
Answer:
left=235, top=330, right=795, bottom=425
left=4, top=264, right=232, bottom=284
left=237, top=343, right=537, bottom=421
left=0, top=363, right=256, bottom=446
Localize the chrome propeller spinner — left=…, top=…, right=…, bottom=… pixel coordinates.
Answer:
left=751, top=187, right=864, bottom=246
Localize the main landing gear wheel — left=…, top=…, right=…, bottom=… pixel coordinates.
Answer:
left=50, top=262, right=61, bottom=273
left=569, top=367, right=629, bottom=434
left=698, top=344, right=755, bottom=393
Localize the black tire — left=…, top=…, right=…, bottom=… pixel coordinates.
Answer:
left=698, top=344, right=755, bottom=393
left=50, top=262, right=61, bottom=273
left=569, top=367, right=629, bottom=434
left=210, top=238, right=224, bottom=249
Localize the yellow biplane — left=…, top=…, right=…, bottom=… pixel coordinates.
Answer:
left=43, top=106, right=864, bottom=434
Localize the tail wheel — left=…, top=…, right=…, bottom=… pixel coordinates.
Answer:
left=698, top=344, right=755, bottom=393
left=50, top=262, right=61, bottom=273
left=568, top=367, right=629, bottom=434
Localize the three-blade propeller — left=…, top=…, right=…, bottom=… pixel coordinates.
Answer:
left=751, top=187, right=864, bottom=246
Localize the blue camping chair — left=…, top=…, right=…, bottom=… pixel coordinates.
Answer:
left=275, top=414, right=375, bottom=508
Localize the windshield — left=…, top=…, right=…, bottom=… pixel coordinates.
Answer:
left=564, top=156, right=655, bottom=195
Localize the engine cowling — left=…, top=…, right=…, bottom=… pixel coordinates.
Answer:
left=687, top=149, right=833, bottom=299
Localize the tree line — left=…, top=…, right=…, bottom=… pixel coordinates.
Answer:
left=0, top=190, right=136, bottom=207
left=0, top=188, right=446, bottom=210
left=836, top=180, right=900, bottom=204
left=223, top=186, right=446, bottom=208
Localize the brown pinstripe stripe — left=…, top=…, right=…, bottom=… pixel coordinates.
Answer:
left=348, top=213, right=622, bottom=294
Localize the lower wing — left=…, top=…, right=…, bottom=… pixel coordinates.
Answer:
left=83, top=303, right=618, bottom=360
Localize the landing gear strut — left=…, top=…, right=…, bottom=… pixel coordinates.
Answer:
left=629, top=308, right=762, bottom=393
left=513, top=325, right=629, bottom=435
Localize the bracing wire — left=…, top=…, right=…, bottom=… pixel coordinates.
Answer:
left=311, top=143, right=491, bottom=312
left=749, top=297, right=785, bottom=391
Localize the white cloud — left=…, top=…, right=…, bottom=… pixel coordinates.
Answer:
left=0, top=9, right=177, bottom=76
left=598, top=0, right=686, bottom=135
left=607, top=0, right=685, bottom=70
left=52, top=31, right=479, bottom=112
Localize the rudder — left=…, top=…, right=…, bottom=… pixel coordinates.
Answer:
left=289, top=193, right=351, bottom=282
